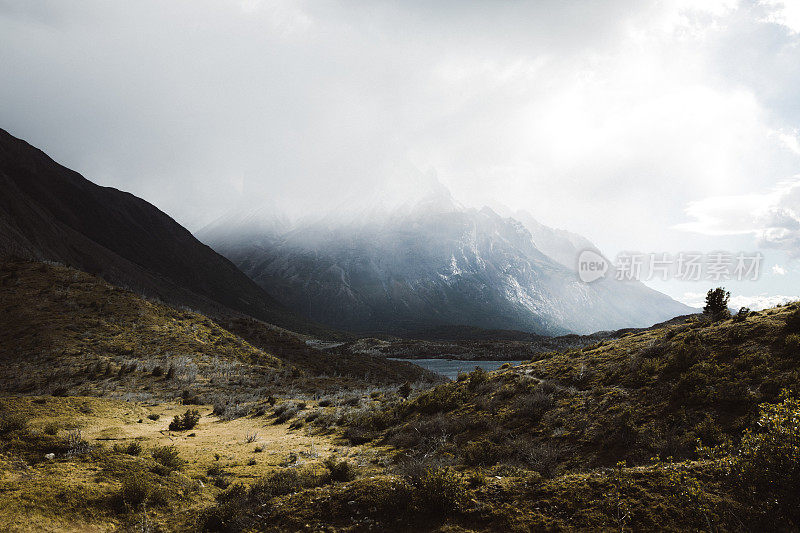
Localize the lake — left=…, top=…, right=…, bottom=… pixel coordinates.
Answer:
left=390, top=358, right=524, bottom=380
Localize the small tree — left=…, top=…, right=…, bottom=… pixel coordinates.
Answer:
left=169, top=409, right=201, bottom=431
left=703, top=288, right=730, bottom=320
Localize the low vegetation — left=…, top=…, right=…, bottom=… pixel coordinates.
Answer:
left=4, top=260, right=800, bottom=531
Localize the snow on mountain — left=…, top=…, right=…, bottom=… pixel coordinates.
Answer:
left=198, top=183, right=692, bottom=336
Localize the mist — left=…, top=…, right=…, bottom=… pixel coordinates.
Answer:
left=2, top=0, right=800, bottom=305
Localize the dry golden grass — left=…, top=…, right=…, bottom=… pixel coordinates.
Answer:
left=0, top=395, right=379, bottom=532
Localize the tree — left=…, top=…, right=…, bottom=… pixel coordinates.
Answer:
left=398, top=382, right=412, bottom=399
left=703, top=288, right=730, bottom=320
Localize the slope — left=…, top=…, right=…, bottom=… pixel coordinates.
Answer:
left=0, top=128, right=330, bottom=336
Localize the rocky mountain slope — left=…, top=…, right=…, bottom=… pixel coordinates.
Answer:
left=0, top=128, right=330, bottom=336
left=201, top=193, right=692, bottom=336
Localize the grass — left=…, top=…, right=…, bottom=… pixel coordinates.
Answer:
left=0, top=395, right=366, bottom=531
left=4, top=258, right=800, bottom=530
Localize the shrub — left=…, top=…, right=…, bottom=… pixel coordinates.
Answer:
left=152, top=445, right=184, bottom=473
left=513, top=390, right=553, bottom=422
left=244, top=432, right=259, bottom=443
left=169, top=409, right=201, bottom=431
left=734, top=396, right=800, bottom=527
left=467, top=367, right=489, bottom=391
left=147, top=413, right=160, bottom=421
left=199, top=469, right=319, bottom=531
left=64, top=429, right=92, bottom=456
left=734, top=307, right=751, bottom=322
left=323, top=457, right=357, bottom=482
left=117, top=472, right=153, bottom=509
left=151, top=366, right=164, bottom=377
left=412, top=384, right=468, bottom=415
left=461, top=439, right=502, bottom=466
left=413, top=467, right=467, bottom=517
left=343, top=426, right=379, bottom=444
left=273, top=403, right=300, bottom=424
left=114, top=441, right=142, bottom=456
left=207, top=463, right=226, bottom=477
left=181, top=390, right=202, bottom=405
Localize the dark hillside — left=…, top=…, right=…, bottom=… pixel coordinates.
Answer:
left=0, top=128, right=330, bottom=336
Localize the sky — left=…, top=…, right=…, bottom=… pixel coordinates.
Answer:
left=1, top=0, right=799, bottom=308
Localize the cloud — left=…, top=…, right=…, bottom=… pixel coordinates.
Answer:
left=676, top=178, right=800, bottom=256
left=760, top=0, right=800, bottom=33
left=679, top=291, right=798, bottom=310
left=0, top=0, right=798, bottom=247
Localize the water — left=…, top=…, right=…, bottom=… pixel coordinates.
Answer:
left=390, top=358, right=523, bottom=380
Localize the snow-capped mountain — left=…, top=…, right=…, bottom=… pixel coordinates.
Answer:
left=198, top=186, right=692, bottom=336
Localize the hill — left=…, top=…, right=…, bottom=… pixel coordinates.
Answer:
left=199, top=302, right=800, bottom=531
left=0, top=128, right=331, bottom=336
left=0, top=260, right=437, bottom=403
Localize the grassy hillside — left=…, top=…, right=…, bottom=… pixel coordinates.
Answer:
left=0, top=261, right=436, bottom=404
left=197, top=302, right=800, bottom=531
left=339, top=304, right=800, bottom=471
left=3, top=261, right=799, bottom=531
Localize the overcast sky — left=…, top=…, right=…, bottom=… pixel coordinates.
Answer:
left=1, top=0, right=799, bottom=307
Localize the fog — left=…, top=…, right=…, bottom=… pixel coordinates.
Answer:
left=1, top=0, right=799, bottom=305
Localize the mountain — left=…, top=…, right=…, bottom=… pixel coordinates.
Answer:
left=200, top=189, right=693, bottom=336
left=0, top=128, right=328, bottom=335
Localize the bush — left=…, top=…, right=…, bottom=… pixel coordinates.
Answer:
left=467, top=367, right=489, bottom=391
left=147, top=413, right=160, bottom=421
left=118, top=472, right=153, bottom=509
left=200, top=471, right=319, bottom=532
left=114, top=441, right=142, bottom=456
left=413, top=467, right=467, bottom=517
left=169, top=409, right=201, bottom=431
left=734, top=307, right=751, bottom=322
left=64, top=429, right=92, bottom=456
left=207, top=463, right=226, bottom=477
left=152, top=445, right=184, bottom=473
left=273, top=403, right=300, bottom=424
left=461, top=439, right=502, bottom=466
left=734, top=396, right=800, bottom=527
left=181, top=390, right=202, bottom=405
left=513, top=390, right=553, bottom=422
left=323, top=457, right=357, bottom=482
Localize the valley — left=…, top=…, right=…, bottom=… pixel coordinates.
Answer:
left=1, top=130, right=798, bottom=532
